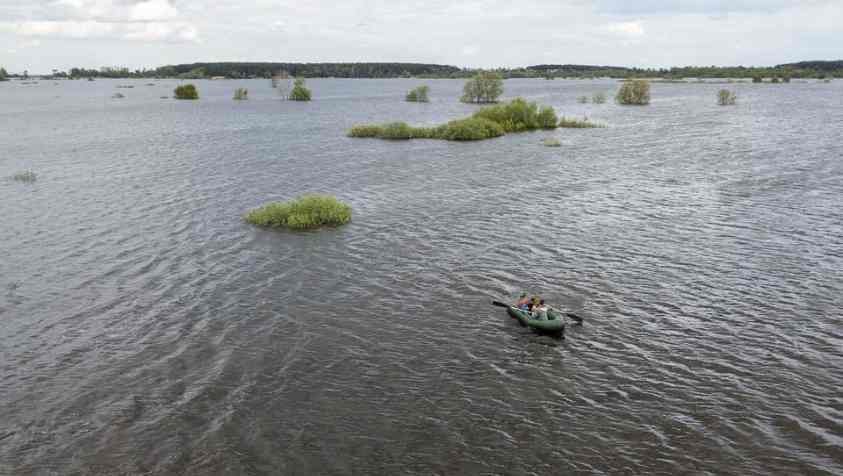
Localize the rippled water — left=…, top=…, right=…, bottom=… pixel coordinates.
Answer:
left=2, top=78, right=842, bottom=475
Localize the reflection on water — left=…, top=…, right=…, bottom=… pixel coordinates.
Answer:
left=1, top=78, right=842, bottom=475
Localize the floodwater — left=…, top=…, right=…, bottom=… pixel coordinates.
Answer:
left=1, top=78, right=842, bottom=475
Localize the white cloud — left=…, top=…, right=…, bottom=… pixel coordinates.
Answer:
left=14, top=20, right=116, bottom=39
left=124, top=21, right=198, bottom=42
left=129, top=0, right=179, bottom=22
left=606, top=21, right=645, bottom=37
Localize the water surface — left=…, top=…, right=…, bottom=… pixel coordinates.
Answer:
left=1, top=78, right=842, bottom=475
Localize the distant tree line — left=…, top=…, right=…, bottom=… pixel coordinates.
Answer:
left=16, top=60, right=843, bottom=80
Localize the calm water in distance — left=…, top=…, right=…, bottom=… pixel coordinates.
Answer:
left=1, top=78, right=842, bottom=475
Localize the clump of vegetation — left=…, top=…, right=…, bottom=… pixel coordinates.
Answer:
left=11, top=170, right=37, bottom=183
left=616, top=80, right=650, bottom=105
left=233, top=88, right=248, bottom=100
left=577, top=96, right=589, bottom=104
left=0, top=67, right=9, bottom=81
left=558, top=117, right=604, bottom=128
left=752, top=76, right=763, bottom=83
left=174, top=84, right=199, bottom=100
left=405, top=85, right=430, bottom=102
left=461, top=71, right=503, bottom=104
left=717, top=89, right=737, bottom=106
left=244, top=195, right=351, bottom=230
left=288, top=78, right=312, bottom=101
left=592, top=92, right=607, bottom=104
left=473, top=98, right=557, bottom=131
left=771, top=77, right=780, bottom=84
left=434, top=117, right=505, bottom=141
left=348, top=98, right=588, bottom=141
left=543, top=137, right=562, bottom=147
left=112, top=93, right=125, bottom=99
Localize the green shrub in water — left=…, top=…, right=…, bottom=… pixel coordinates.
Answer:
left=244, top=195, right=351, bottom=230
left=472, top=98, right=542, bottom=132
left=717, top=89, right=737, bottom=106
left=435, top=117, right=505, bottom=141
left=379, top=122, right=415, bottom=140
left=233, top=88, right=248, bottom=100
left=536, top=106, right=558, bottom=129
left=288, top=78, right=312, bottom=101
left=543, top=137, right=562, bottom=147
left=460, top=71, right=504, bottom=104
left=406, top=85, right=430, bottom=102
left=174, top=84, right=199, bottom=100
left=592, top=92, right=607, bottom=104
left=577, top=95, right=589, bottom=104
left=616, top=79, right=650, bottom=105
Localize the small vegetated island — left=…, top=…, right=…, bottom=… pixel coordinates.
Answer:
left=288, top=78, right=312, bottom=101
left=349, top=97, right=602, bottom=141
left=174, top=84, right=199, bottom=99
left=244, top=195, right=351, bottom=230
left=405, top=85, right=430, bottom=102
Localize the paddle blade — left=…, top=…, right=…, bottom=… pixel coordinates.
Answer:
left=492, top=300, right=511, bottom=308
left=566, top=312, right=584, bottom=324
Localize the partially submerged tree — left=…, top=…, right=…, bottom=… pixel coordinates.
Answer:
left=0, top=67, right=8, bottom=81
left=174, top=84, right=199, bottom=99
left=616, top=79, right=650, bottom=105
left=717, top=89, right=737, bottom=106
left=460, top=71, right=503, bottom=104
left=288, top=78, right=312, bottom=101
left=406, top=85, right=430, bottom=102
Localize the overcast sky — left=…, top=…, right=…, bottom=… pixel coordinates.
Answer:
left=1, top=0, right=841, bottom=73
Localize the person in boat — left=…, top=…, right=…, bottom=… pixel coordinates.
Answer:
left=529, top=296, right=540, bottom=313
left=532, top=299, right=550, bottom=320
left=516, top=292, right=530, bottom=310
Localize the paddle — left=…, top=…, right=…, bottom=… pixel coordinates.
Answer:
left=491, top=300, right=512, bottom=308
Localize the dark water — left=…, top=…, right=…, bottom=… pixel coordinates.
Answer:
left=2, top=78, right=842, bottom=475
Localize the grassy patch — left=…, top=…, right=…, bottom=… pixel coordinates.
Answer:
left=543, top=137, right=562, bottom=147
left=11, top=170, right=37, bottom=183
left=558, top=117, right=604, bottom=128
left=244, top=195, right=351, bottom=230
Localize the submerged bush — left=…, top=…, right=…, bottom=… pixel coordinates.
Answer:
left=244, top=195, right=351, bottom=230
left=436, top=117, right=505, bottom=141
left=288, top=78, right=312, bottom=101
left=233, top=88, right=248, bottom=100
left=752, top=76, right=763, bottom=83
left=717, top=89, right=737, bottom=106
left=616, top=80, right=650, bottom=105
left=592, top=92, right=607, bottom=104
left=577, top=96, right=589, bottom=104
left=379, top=122, right=415, bottom=140
left=543, top=137, right=562, bottom=147
left=461, top=71, right=504, bottom=104
left=11, top=170, right=37, bottom=183
left=174, top=84, right=199, bottom=100
left=536, top=106, right=558, bottom=129
left=406, top=85, right=430, bottom=102
left=558, top=117, right=604, bottom=128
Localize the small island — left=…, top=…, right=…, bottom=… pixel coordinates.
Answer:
left=244, top=195, right=351, bottom=230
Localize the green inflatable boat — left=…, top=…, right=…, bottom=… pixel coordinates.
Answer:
left=506, top=305, right=565, bottom=335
